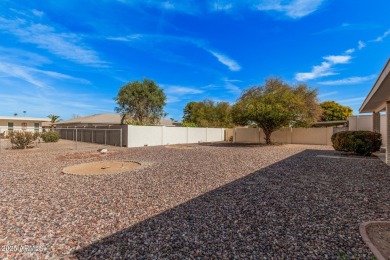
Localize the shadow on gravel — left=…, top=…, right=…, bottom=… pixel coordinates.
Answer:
left=73, top=149, right=390, bottom=258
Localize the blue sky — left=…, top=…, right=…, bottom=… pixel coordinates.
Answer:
left=1, top=0, right=390, bottom=120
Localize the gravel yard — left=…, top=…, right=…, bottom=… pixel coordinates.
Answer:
left=1, top=140, right=390, bottom=259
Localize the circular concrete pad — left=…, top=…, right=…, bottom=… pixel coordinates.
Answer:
left=63, top=161, right=140, bottom=175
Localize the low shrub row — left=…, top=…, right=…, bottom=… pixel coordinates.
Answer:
left=331, top=131, right=382, bottom=156
left=8, top=131, right=60, bottom=149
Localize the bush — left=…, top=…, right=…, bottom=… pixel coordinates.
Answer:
left=9, top=131, right=39, bottom=149
left=41, top=131, right=60, bottom=142
left=331, top=131, right=382, bottom=156
left=181, top=122, right=197, bottom=127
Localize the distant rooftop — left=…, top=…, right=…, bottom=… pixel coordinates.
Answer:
left=0, top=116, right=50, bottom=122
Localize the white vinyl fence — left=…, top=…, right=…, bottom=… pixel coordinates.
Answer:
left=348, top=115, right=387, bottom=146
left=127, top=126, right=225, bottom=147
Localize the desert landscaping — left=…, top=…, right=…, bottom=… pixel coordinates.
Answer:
left=1, top=140, right=390, bottom=258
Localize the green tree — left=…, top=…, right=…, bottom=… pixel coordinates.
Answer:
left=115, top=79, right=167, bottom=125
left=182, top=99, right=233, bottom=128
left=231, top=78, right=321, bottom=144
left=320, top=101, right=353, bottom=121
left=47, top=114, right=61, bottom=131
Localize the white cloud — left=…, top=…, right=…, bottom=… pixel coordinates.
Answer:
left=0, top=16, right=106, bottom=67
left=211, top=2, right=233, bottom=11
left=208, top=50, right=241, bottom=71
left=162, top=84, right=204, bottom=104
left=0, top=61, right=90, bottom=88
left=256, top=0, right=325, bottom=19
left=31, top=9, right=44, bottom=17
left=224, top=81, right=242, bottom=95
left=107, top=34, right=143, bottom=42
left=336, top=97, right=365, bottom=105
left=0, top=62, right=46, bottom=88
left=296, top=61, right=336, bottom=81
left=345, top=48, right=355, bottom=54
left=162, top=1, right=175, bottom=10
left=318, top=91, right=338, bottom=98
left=296, top=54, right=351, bottom=81
left=118, top=0, right=325, bottom=18
left=323, top=55, right=351, bottom=64
left=164, top=85, right=204, bottom=95
left=166, top=96, right=181, bottom=103
left=374, top=29, right=390, bottom=42
left=109, top=33, right=241, bottom=71
left=318, top=75, right=376, bottom=86
left=358, top=40, right=366, bottom=50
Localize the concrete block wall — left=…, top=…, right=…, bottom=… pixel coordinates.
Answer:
left=127, top=126, right=225, bottom=147
left=231, top=127, right=333, bottom=145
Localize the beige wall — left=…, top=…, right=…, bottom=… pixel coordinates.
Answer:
left=229, top=127, right=334, bottom=145
left=348, top=114, right=386, bottom=146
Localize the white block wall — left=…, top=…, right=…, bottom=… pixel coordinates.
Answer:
left=127, top=126, right=225, bottom=148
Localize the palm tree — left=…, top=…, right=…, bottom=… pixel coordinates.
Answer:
left=23, top=111, right=26, bottom=117
left=13, top=113, right=18, bottom=117
left=47, top=114, right=61, bottom=131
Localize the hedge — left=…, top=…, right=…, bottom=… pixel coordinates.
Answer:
left=41, top=131, right=60, bottom=143
left=331, top=131, right=382, bottom=156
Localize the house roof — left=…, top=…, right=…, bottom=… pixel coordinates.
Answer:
left=360, top=58, right=390, bottom=113
left=311, top=120, right=348, bottom=127
left=55, top=113, right=174, bottom=126
left=0, top=116, right=50, bottom=122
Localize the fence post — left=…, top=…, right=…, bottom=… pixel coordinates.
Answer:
left=120, top=128, right=122, bottom=148
left=105, top=130, right=107, bottom=146
left=75, top=128, right=78, bottom=150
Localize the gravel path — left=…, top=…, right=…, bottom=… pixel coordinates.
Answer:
left=1, top=140, right=389, bottom=259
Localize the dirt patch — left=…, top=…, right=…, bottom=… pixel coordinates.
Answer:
left=165, top=145, right=194, bottom=150
left=63, top=160, right=140, bottom=175
left=365, top=222, right=390, bottom=258
left=58, top=151, right=119, bottom=160
left=360, top=221, right=390, bottom=259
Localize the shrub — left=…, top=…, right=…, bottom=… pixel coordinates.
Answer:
left=41, top=131, right=60, bottom=142
left=331, top=131, right=382, bottom=156
left=181, top=122, right=197, bottom=127
left=9, top=131, right=39, bottom=149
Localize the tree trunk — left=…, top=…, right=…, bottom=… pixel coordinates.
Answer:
left=264, top=131, right=272, bottom=145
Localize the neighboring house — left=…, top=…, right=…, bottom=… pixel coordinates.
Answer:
left=0, top=116, right=50, bottom=136
left=54, top=113, right=175, bottom=127
left=359, top=58, right=390, bottom=164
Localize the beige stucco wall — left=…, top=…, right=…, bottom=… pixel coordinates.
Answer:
left=348, top=114, right=386, bottom=146
left=230, top=127, right=333, bottom=145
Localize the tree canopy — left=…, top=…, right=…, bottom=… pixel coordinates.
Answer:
left=320, top=101, right=353, bottom=121
left=231, top=78, right=322, bottom=144
left=182, top=99, right=234, bottom=128
left=115, top=79, right=167, bottom=125
left=47, top=114, right=61, bottom=123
